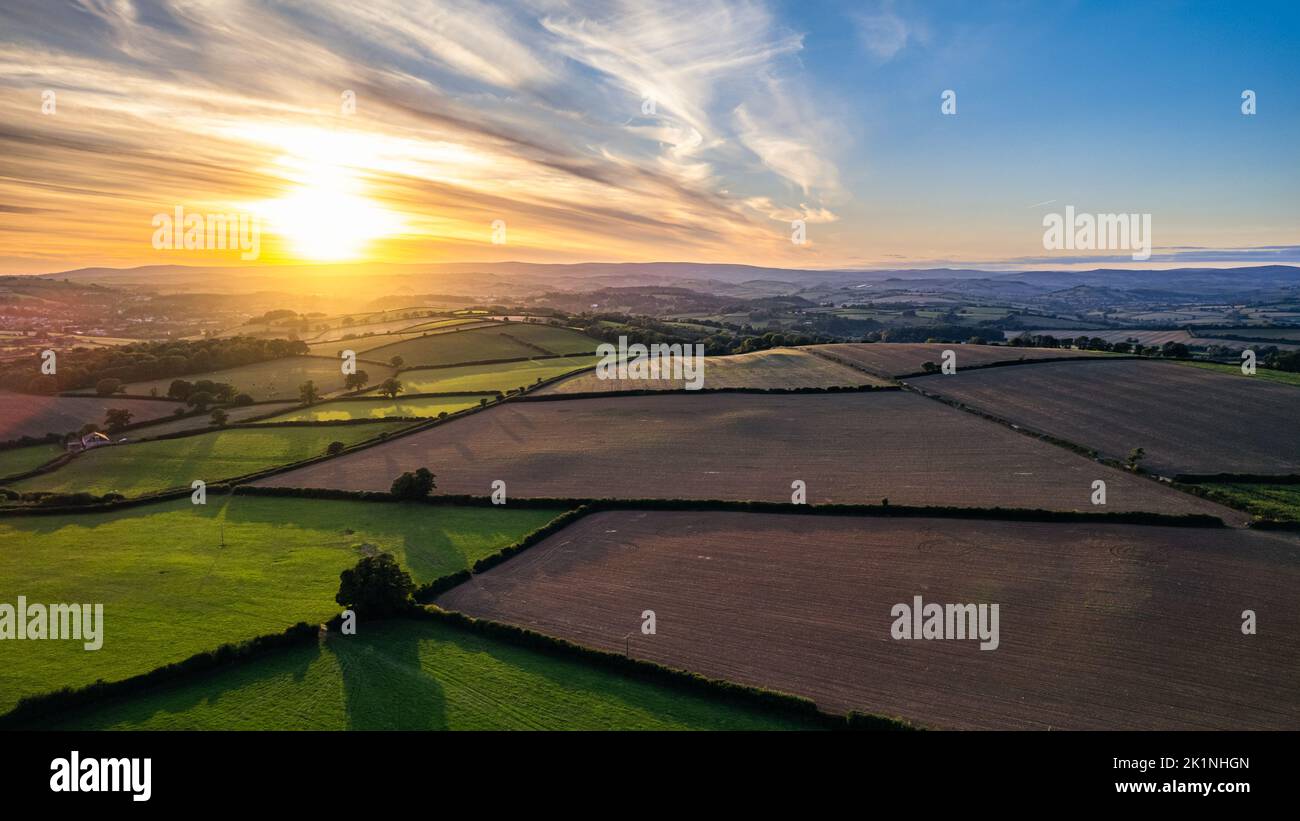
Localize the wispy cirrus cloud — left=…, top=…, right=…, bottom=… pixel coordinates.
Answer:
left=0, top=0, right=845, bottom=272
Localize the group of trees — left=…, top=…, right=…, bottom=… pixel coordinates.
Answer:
left=168, top=378, right=246, bottom=409
left=1008, top=333, right=1300, bottom=369
left=6, top=336, right=309, bottom=395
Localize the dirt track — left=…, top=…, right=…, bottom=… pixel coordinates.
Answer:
left=253, top=392, right=1241, bottom=521
left=908, top=359, right=1300, bottom=476
left=438, top=510, right=1300, bottom=730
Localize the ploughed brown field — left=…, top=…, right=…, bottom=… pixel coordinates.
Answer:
left=907, top=359, right=1300, bottom=477
left=437, top=510, right=1300, bottom=730
left=254, top=392, right=1239, bottom=521
left=536, top=347, right=886, bottom=394
left=804, top=342, right=1107, bottom=378
left=0, top=391, right=183, bottom=441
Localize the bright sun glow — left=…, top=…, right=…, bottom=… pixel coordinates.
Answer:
left=254, top=157, right=405, bottom=262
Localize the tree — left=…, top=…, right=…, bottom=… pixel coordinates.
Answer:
left=167, top=379, right=194, bottom=401
left=390, top=467, right=436, bottom=499
left=104, top=408, right=133, bottom=432
left=210, top=408, right=229, bottom=427
left=389, top=355, right=404, bottom=368
left=326, top=440, right=345, bottom=456
left=187, top=390, right=215, bottom=411
left=1126, top=447, right=1146, bottom=471
left=95, top=378, right=122, bottom=396
left=299, top=380, right=320, bottom=405
left=335, top=554, right=414, bottom=618
left=377, top=377, right=402, bottom=399
left=344, top=369, right=370, bottom=391
left=920, top=361, right=939, bottom=374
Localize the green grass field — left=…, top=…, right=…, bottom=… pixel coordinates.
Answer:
left=378, top=357, right=598, bottom=395
left=365, top=324, right=596, bottom=367
left=44, top=618, right=815, bottom=730
left=1198, top=483, right=1300, bottom=522
left=500, top=324, right=600, bottom=355
left=1179, top=361, right=1300, bottom=388
left=257, top=395, right=485, bottom=423
left=0, top=497, right=566, bottom=714
left=11, top=422, right=409, bottom=497
left=86, top=356, right=395, bottom=401
left=0, top=443, right=63, bottom=479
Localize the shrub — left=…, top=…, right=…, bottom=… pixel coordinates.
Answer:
left=326, top=440, right=345, bottom=456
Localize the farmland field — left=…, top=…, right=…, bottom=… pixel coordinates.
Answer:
left=806, top=343, right=1108, bottom=378
left=1196, top=483, right=1300, bottom=523
left=254, top=392, right=1238, bottom=521
left=1178, top=360, right=1300, bottom=388
left=255, top=395, right=485, bottom=422
left=0, top=442, right=63, bottom=478
left=438, top=510, right=1300, bottom=730
left=499, top=324, right=601, bottom=355
left=0, top=391, right=183, bottom=440
left=130, top=402, right=299, bottom=437
left=908, top=359, right=1300, bottom=476
left=0, top=496, right=565, bottom=713
left=382, top=356, right=599, bottom=395
left=362, top=325, right=556, bottom=367
left=80, top=357, right=395, bottom=401
left=10, top=422, right=410, bottom=497
left=306, top=320, right=499, bottom=356
left=38, top=618, right=815, bottom=730
left=537, top=348, right=884, bottom=393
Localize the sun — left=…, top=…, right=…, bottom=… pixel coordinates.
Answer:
left=255, top=163, right=404, bottom=262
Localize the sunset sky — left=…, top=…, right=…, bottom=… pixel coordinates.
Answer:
left=1, top=0, right=1297, bottom=274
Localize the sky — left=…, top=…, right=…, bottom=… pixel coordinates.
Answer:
left=0, top=0, right=1297, bottom=274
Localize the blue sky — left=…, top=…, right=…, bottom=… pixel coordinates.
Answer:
left=0, top=0, right=1295, bottom=272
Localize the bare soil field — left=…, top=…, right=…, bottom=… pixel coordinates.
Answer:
left=255, top=392, right=1238, bottom=521
left=806, top=343, right=1108, bottom=378
left=908, top=359, right=1300, bottom=477
left=437, top=510, right=1300, bottom=730
left=0, top=391, right=183, bottom=441
left=537, top=347, right=886, bottom=394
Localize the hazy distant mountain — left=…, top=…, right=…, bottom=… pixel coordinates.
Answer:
left=26, top=262, right=1300, bottom=303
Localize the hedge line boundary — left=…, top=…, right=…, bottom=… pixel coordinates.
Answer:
left=416, top=606, right=916, bottom=730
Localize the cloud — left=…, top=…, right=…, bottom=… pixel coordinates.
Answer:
left=0, top=0, right=843, bottom=270
left=853, top=4, right=911, bottom=62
